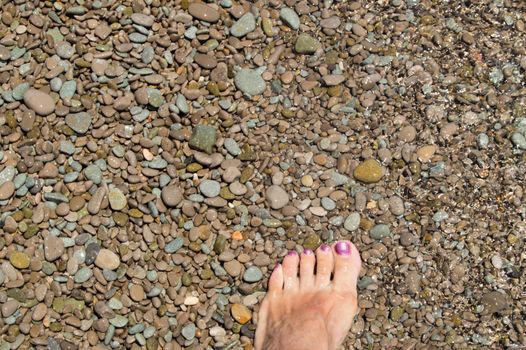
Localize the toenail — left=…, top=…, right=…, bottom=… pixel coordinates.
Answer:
left=287, top=250, right=298, bottom=256
left=335, top=241, right=351, bottom=255
left=273, top=263, right=281, bottom=270
left=320, top=244, right=330, bottom=252
left=303, top=249, right=313, bottom=255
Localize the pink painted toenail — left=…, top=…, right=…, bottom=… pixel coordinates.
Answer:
left=303, top=249, right=313, bottom=255
left=287, top=250, right=298, bottom=256
left=320, top=244, right=330, bottom=252
left=335, top=241, right=351, bottom=255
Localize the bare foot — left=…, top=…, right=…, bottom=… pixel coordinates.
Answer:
left=255, top=241, right=362, bottom=350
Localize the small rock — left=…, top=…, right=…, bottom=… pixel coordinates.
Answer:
left=189, top=125, right=217, bottom=154
left=65, top=112, right=92, bottom=134
left=44, top=235, right=65, bottom=261
left=108, top=188, right=127, bottom=210
left=23, top=89, right=55, bottom=116
left=295, top=33, right=321, bottom=54
left=10, top=251, right=30, bottom=269
left=199, top=180, right=221, bottom=198
left=181, top=323, right=196, bottom=340
left=243, top=266, right=263, bottom=282
left=94, top=249, right=120, bottom=270
left=266, top=185, right=289, bottom=209
left=0, top=181, right=15, bottom=200
left=344, top=212, right=361, bottom=231
left=230, top=13, right=256, bottom=37
left=161, top=185, right=183, bottom=207
left=353, top=159, right=383, bottom=183
left=370, top=224, right=391, bottom=239
left=188, top=3, right=220, bottom=23
left=231, top=303, right=252, bottom=324
left=235, top=69, right=266, bottom=96
left=280, top=7, right=300, bottom=30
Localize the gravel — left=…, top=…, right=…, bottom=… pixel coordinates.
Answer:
left=0, top=0, right=524, bottom=349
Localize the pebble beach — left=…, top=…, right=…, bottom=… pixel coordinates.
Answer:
left=0, top=0, right=525, bottom=349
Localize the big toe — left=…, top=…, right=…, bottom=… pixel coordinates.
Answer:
left=332, top=240, right=361, bottom=293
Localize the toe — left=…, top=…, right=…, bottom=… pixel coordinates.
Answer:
left=282, top=251, right=300, bottom=290
left=332, top=240, right=361, bottom=293
left=268, top=263, right=284, bottom=292
left=315, top=244, right=334, bottom=287
left=299, top=249, right=315, bottom=290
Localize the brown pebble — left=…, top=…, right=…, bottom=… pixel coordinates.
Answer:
left=188, top=3, right=220, bottom=23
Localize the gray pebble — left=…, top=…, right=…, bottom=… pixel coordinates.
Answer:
left=165, top=237, right=184, bottom=253
left=181, top=323, right=196, bottom=340
left=224, top=138, right=241, bottom=156
left=370, top=224, right=391, bottom=239
left=511, top=132, right=526, bottom=150
left=280, top=7, right=300, bottom=30
left=344, top=212, right=361, bottom=231
left=235, top=69, right=266, bottom=96
left=477, top=133, right=489, bottom=149
left=59, top=80, right=77, bottom=99
left=84, top=164, right=103, bottom=184
left=243, top=266, right=263, bottom=282
left=199, top=179, right=221, bottom=197
left=230, top=13, right=256, bottom=37
left=321, top=197, right=336, bottom=211
left=74, top=267, right=93, bottom=283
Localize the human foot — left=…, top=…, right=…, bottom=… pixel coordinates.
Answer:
left=254, top=241, right=362, bottom=350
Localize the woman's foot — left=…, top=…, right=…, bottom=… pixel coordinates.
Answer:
left=255, top=241, right=362, bottom=350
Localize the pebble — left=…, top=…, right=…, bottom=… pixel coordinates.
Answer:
left=230, top=13, right=256, bottom=37
left=295, top=34, right=321, bottom=54
left=353, top=159, right=383, bottom=183
left=280, top=7, right=300, bottom=30
left=161, top=185, right=183, bottom=207
left=235, top=69, right=266, bottom=96
left=370, top=224, right=391, bottom=239
left=224, top=138, right=241, bottom=156
left=0, top=181, right=15, bottom=200
left=344, top=212, right=361, bottom=231
left=511, top=132, right=526, bottom=149
left=94, top=249, right=120, bottom=270
left=231, top=304, right=252, bottom=324
left=44, top=235, right=65, bottom=261
left=188, top=3, right=220, bottom=23
left=266, top=185, right=289, bottom=209
left=189, top=125, right=217, bottom=154
left=10, top=251, right=30, bottom=269
left=23, top=89, right=55, bottom=116
left=181, top=323, right=196, bottom=340
left=74, top=267, right=93, bottom=283
left=65, top=112, right=92, bottom=134
left=199, top=180, right=221, bottom=197
left=108, top=188, right=127, bottom=210
left=243, top=266, right=263, bottom=282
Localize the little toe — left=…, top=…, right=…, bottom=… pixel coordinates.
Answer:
left=282, top=251, right=300, bottom=291
left=299, top=249, right=315, bottom=290
left=315, top=244, right=334, bottom=287
left=332, top=240, right=362, bottom=293
left=268, top=263, right=284, bottom=293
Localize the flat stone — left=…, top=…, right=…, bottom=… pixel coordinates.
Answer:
left=131, top=13, right=154, bottom=27
left=353, top=159, right=383, bottom=183
left=65, top=112, right=92, bottom=134
left=295, top=33, right=321, bottom=54
left=84, top=164, right=102, bottom=184
left=266, top=185, right=289, bottom=209
left=344, top=212, right=361, bottom=231
left=161, top=185, right=183, bottom=207
left=44, top=235, right=65, bottom=261
left=243, top=266, right=263, bottom=282
left=10, top=251, right=30, bottom=269
left=370, top=224, right=391, bottom=239
left=23, top=89, right=55, bottom=116
left=194, top=53, right=217, bottom=69
left=189, top=125, right=217, bottom=154
left=188, top=3, right=220, bottom=23
left=181, top=323, right=196, bottom=340
left=164, top=237, right=184, bottom=253
left=74, top=267, right=93, bottom=283
left=280, top=7, right=300, bottom=29
left=230, top=12, right=256, bottom=37
left=231, top=303, right=251, bottom=324
left=0, top=181, right=15, bottom=200
left=234, top=69, right=266, bottom=96
left=108, top=188, right=127, bottom=210
left=199, top=180, right=221, bottom=197
left=95, top=249, right=120, bottom=270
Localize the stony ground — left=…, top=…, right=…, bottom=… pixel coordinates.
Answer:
left=0, top=0, right=525, bottom=349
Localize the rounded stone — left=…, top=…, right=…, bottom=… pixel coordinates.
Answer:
left=344, top=212, right=361, bottom=231
left=243, top=266, right=263, bottom=282
left=266, top=185, right=289, bottom=209
left=230, top=13, right=256, bottom=37
left=23, top=89, right=55, bottom=116
left=161, top=186, right=183, bottom=207
left=370, top=224, right=391, bottom=239
left=0, top=181, right=15, bottom=200
left=199, top=180, right=221, bottom=198
left=10, top=251, right=30, bottom=269
left=353, top=159, right=383, bottom=183
left=235, top=69, right=266, bottom=96
left=295, top=33, right=321, bottom=54
left=95, top=249, right=120, bottom=270
left=280, top=7, right=300, bottom=30
left=108, top=188, right=127, bottom=211
left=231, top=304, right=252, bottom=324
left=188, top=3, right=220, bottom=23
left=44, top=235, right=65, bottom=262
